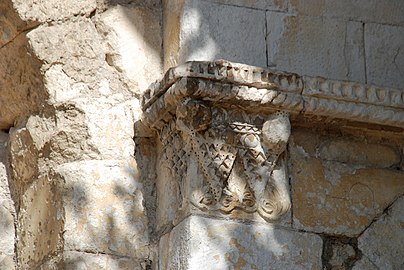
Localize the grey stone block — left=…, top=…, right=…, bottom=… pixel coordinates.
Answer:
left=267, top=12, right=365, bottom=83
left=365, top=23, right=404, bottom=88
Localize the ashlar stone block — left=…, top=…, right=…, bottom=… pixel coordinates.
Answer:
left=159, top=215, right=323, bottom=269
left=355, top=196, right=404, bottom=270
left=11, top=0, right=96, bottom=22
left=289, top=128, right=404, bottom=236
left=289, top=0, right=404, bottom=26
left=365, top=23, right=404, bottom=89
left=57, top=160, right=149, bottom=260
left=266, top=12, right=365, bottom=83
left=164, top=0, right=266, bottom=69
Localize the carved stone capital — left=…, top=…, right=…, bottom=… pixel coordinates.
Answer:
left=158, top=99, right=291, bottom=222
left=139, top=60, right=404, bottom=225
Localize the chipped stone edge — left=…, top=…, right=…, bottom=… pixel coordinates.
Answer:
left=141, top=60, right=404, bottom=129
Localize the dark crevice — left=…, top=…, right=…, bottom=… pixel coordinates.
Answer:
left=321, top=235, right=362, bottom=270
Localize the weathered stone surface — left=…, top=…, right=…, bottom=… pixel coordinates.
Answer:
left=164, top=0, right=266, bottom=69
left=73, top=98, right=139, bottom=160
left=290, top=128, right=404, bottom=236
left=57, top=160, right=149, bottom=260
left=28, top=19, right=105, bottom=91
left=355, top=196, right=404, bottom=270
left=64, top=251, right=143, bottom=270
left=8, top=126, right=39, bottom=208
left=289, top=0, right=404, bottom=26
left=153, top=104, right=292, bottom=229
left=17, top=175, right=64, bottom=269
left=96, top=5, right=163, bottom=93
left=0, top=33, right=46, bottom=130
left=11, top=0, right=96, bottom=22
left=0, top=0, right=38, bottom=47
left=159, top=215, right=322, bottom=269
left=266, top=12, right=365, bottom=83
left=322, top=237, right=361, bottom=270
left=0, top=132, right=15, bottom=270
left=318, top=139, right=400, bottom=168
left=0, top=255, right=15, bottom=270
left=207, top=0, right=287, bottom=11
left=365, top=23, right=404, bottom=89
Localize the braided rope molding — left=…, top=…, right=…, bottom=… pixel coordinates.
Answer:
left=142, top=60, right=404, bottom=129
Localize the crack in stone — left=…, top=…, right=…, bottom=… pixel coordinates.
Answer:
left=357, top=193, right=404, bottom=238
left=0, top=23, right=40, bottom=50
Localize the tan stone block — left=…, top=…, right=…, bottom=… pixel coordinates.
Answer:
left=162, top=215, right=322, bottom=269
left=27, top=19, right=104, bottom=86
left=8, top=127, right=39, bottom=204
left=63, top=251, right=142, bottom=270
left=290, top=135, right=404, bottom=236
left=57, top=160, right=149, bottom=259
left=0, top=34, right=45, bottom=130
left=318, top=139, right=400, bottom=168
left=17, top=175, right=64, bottom=269
left=73, top=98, right=138, bottom=160
left=96, top=5, right=163, bottom=94
left=11, top=0, right=96, bottom=22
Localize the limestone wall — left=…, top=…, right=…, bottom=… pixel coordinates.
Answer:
left=1, top=0, right=162, bottom=269
left=140, top=60, right=404, bottom=270
left=0, top=0, right=403, bottom=269
left=163, top=0, right=404, bottom=88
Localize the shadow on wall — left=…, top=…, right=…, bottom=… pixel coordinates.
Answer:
left=97, top=0, right=164, bottom=93
left=163, top=0, right=268, bottom=70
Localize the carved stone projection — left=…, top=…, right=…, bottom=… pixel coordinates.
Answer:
left=139, top=60, right=404, bottom=224
left=161, top=101, right=291, bottom=221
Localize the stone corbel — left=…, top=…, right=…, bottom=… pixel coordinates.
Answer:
left=139, top=60, right=404, bottom=224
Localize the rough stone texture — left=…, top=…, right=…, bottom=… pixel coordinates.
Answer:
left=57, top=160, right=149, bottom=260
left=164, top=0, right=266, bottom=69
left=355, top=196, right=404, bottom=270
left=365, top=23, right=404, bottom=89
left=322, top=237, right=361, bottom=270
left=159, top=215, right=323, bottom=269
left=96, top=5, right=163, bottom=93
left=17, top=175, right=64, bottom=269
left=0, top=132, right=15, bottom=270
left=63, top=251, right=144, bottom=270
left=289, top=0, right=404, bottom=26
left=1, top=0, right=404, bottom=268
left=11, top=0, right=96, bottom=22
left=318, top=139, right=400, bottom=169
left=0, top=0, right=37, bottom=47
left=0, top=33, right=46, bottom=130
left=266, top=12, right=365, bottom=83
left=289, top=128, right=404, bottom=236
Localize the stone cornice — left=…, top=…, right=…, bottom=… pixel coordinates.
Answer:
left=142, top=60, right=404, bottom=130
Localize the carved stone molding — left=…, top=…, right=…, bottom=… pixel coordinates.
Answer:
left=139, top=60, right=404, bottom=224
